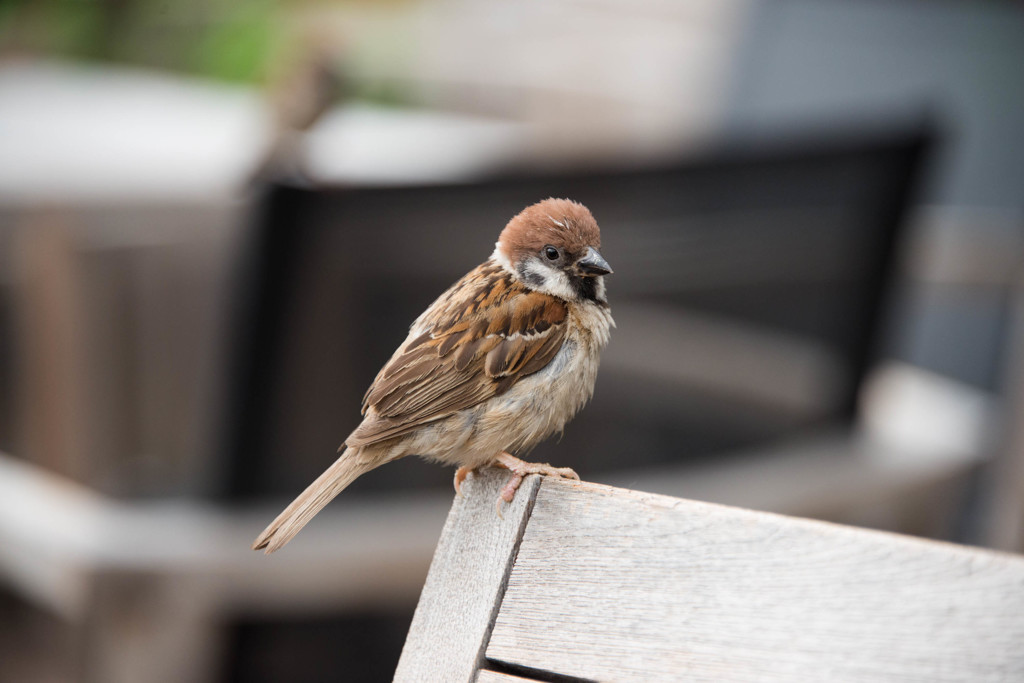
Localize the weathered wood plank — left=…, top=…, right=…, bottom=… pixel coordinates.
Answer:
left=395, top=469, right=540, bottom=682
left=488, top=478, right=1024, bottom=682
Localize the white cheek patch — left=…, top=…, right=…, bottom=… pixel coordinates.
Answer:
left=491, top=243, right=515, bottom=274
left=518, top=258, right=577, bottom=300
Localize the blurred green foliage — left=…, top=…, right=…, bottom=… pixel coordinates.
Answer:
left=0, top=0, right=285, bottom=84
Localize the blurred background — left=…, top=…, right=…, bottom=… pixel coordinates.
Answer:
left=1, top=0, right=1023, bottom=681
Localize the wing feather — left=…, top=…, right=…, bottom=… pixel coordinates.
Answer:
left=346, top=263, right=568, bottom=448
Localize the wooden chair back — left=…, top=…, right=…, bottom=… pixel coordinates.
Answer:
left=397, top=469, right=1024, bottom=681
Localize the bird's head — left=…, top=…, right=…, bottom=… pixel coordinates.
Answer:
left=495, top=198, right=612, bottom=304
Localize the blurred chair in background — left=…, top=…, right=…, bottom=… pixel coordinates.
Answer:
left=224, top=124, right=936, bottom=513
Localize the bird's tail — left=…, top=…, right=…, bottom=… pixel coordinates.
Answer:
left=252, top=447, right=373, bottom=553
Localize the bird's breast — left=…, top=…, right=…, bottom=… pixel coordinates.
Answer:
left=472, top=302, right=613, bottom=456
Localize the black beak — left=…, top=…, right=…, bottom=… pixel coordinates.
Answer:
left=578, top=246, right=612, bottom=276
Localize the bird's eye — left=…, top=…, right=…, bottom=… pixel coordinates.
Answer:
left=544, top=246, right=559, bottom=261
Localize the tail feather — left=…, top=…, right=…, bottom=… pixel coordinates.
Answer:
left=252, top=448, right=372, bottom=553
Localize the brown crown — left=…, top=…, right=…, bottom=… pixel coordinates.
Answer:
left=497, top=198, right=601, bottom=264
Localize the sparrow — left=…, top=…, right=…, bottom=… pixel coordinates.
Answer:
left=252, top=198, right=614, bottom=553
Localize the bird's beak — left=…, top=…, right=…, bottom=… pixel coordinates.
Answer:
left=578, top=246, right=613, bottom=276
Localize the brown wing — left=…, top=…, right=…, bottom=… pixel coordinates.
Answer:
left=345, top=263, right=568, bottom=448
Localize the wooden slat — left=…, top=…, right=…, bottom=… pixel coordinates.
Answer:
left=487, top=478, right=1024, bottom=682
left=395, top=469, right=541, bottom=683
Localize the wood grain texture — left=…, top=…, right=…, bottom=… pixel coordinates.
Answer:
left=487, top=478, right=1024, bottom=682
left=394, top=468, right=540, bottom=682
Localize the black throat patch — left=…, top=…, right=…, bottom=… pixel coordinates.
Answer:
left=571, top=275, right=601, bottom=303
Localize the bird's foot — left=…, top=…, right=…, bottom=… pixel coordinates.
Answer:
left=493, top=452, right=579, bottom=515
left=453, top=466, right=474, bottom=497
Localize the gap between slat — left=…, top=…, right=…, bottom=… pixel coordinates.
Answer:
left=471, top=474, right=544, bottom=674
left=483, top=657, right=599, bottom=683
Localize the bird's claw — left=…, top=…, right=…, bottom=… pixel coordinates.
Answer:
left=499, top=472, right=524, bottom=504
left=453, top=466, right=474, bottom=498
left=491, top=452, right=579, bottom=516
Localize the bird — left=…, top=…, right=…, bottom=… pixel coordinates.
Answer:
left=252, top=197, right=614, bottom=553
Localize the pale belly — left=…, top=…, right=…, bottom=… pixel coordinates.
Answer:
left=404, top=303, right=613, bottom=468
